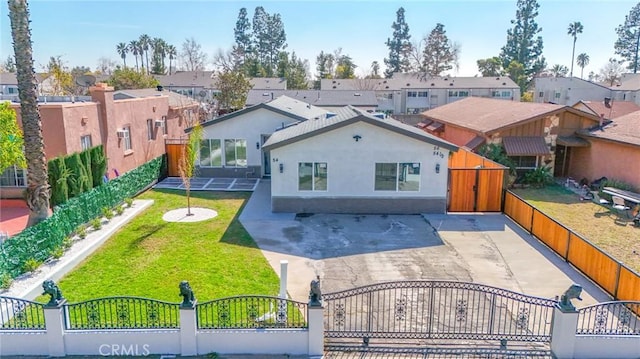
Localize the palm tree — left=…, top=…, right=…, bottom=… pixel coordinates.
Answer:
left=167, top=44, right=177, bottom=75
left=576, top=53, right=590, bottom=79
left=8, top=0, right=50, bottom=226
left=139, top=34, right=151, bottom=74
left=116, top=42, right=128, bottom=68
left=567, top=21, right=584, bottom=77
left=128, top=40, right=140, bottom=71
left=550, top=64, right=569, bottom=78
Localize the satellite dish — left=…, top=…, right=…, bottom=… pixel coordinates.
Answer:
left=75, top=74, right=96, bottom=87
left=199, top=90, right=206, bottom=98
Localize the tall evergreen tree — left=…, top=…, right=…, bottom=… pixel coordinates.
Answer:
left=615, top=3, right=640, bottom=73
left=8, top=0, right=51, bottom=226
left=335, top=54, right=357, bottom=79
left=567, top=21, right=583, bottom=77
left=384, top=7, right=411, bottom=78
left=499, top=0, right=546, bottom=93
left=477, top=57, right=504, bottom=76
left=421, top=23, right=455, bottom=76
left=234, top=7, right=252, bottom=64
left=315, top=51, right=334, bottom=80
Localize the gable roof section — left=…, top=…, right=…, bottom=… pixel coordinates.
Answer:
left=263, top=106, right=458, bottom=152
left=114, top=88, right=199, bottom=108
left=579, top=110, right=640, bottom=147
left=573, top=100, right=640, bottom=119
left=422, top=97, right=598, bottom=135
left=246, top=89, right=377, bottom=107
left=192, top=95, right=328, bottom=132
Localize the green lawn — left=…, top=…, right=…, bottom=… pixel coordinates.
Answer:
left=40, top=189, right=279, bottom=303
left=513, top=185, right=640, bottom=272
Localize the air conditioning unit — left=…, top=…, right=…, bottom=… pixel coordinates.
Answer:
left=155, top=119, right=165, bottom=128
left=116, top=129, right=127, bottom=138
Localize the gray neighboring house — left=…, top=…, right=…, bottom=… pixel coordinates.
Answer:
left=320, top=73, right=520, bottom=114
left=534, top=74, right=640, bottom=106
left=0, top=73, right=18, bottom=95
left=263, top=105, right=458, bottom=214
left=245, top=89, right=378, bottom=111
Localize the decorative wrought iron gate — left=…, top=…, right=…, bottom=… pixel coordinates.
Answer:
left=323, top=281, right=556, bottom=353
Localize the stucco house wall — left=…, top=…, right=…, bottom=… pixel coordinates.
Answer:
left=198, top=108, right=301, bottom=178
left=269, top=121, right=451, bottom=214
left=569, top=139, right=640, bottom=189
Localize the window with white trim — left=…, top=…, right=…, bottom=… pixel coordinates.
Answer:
left=224, top=139, right=247, bottom=167
left=0, top=165, right=26, bottom=187
left=199, top=139, right=222, bottom=167
left=123, top=126, right=132, bottom=151
left=80, top=135, right=92, bottom=150
left=374, top=163, right=420, bottom=191
left=298, top=162, right=327, bottom=191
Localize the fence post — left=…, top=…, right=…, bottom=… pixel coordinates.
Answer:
left=44, top=301, right=67, bottom=357
left=279, top=260, right=288, bottom=299
left=308, top=277, right=323, bottom=357
left=179, top=303, right=198, bottom=356
left=550, top=306, right=579, bottom=359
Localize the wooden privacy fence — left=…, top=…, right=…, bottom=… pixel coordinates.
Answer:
left=448, top=149, right=507, bottom=212
left=504, top=191, right=640, bottom=301
left=165, top=138, right=187, bottom=177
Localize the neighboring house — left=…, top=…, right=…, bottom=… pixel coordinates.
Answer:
left=320, top=74, right=520, bottom=114
left=1, top=83, right=197, bottom=198
left=420, top=97, right=600, bottom=177
left=570, top=111, right=640, bottom=189
left=154, top=71, right=287, bottom=102
left=572, top=100, right=640, bottom=120
left=245, top=89, right=378, bottom=112
left=262, top=106, right=458, bottom=214
left=535, top=74, right=640, bottom=106
left=0, top=73, right=18, bottom=95
left=193, top=96, right=327, bottom=178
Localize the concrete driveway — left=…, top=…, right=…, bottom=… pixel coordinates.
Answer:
left=240, top=181, right=609, bottom=305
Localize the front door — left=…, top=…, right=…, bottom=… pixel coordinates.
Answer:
left=261, top=134, right=271, bottom=177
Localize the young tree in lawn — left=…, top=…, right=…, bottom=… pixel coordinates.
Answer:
left=567, top=21, right=583, bottom=77
left=615, top=2, right=640, bottom=73
left=0, top=101, right=26, bottom=173
left=384, top=7, right=412, bottom=78
left=500, top=0, right=546, bottom=92
left=8, top=0, right=51, bottom=226
left=178, top=123, right=202, bottom=216
left=421, top=23, right=456, bottom=76
left=576, top=53, right=589, bottom=79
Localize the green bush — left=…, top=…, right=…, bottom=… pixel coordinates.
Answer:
left=115, top=205, right=124, bottom=216
left=76, top=225, right=87, bottom=239
left=0, top=155, right=165, bottom=279
left=90, top=145, right=107, bottom=188
left=90, top=218, right=102, bottom=230
left=102, top=207, right=114, bottom=220
left=62, top=236, right=73, bottom=249
left=51, top=247, right=65, bottom=259
left=64, top=153, right=89, bottom=198
left=0, top=273, right=12, bottom=289
left=22, top=258, right=42, bottom=273
left=48, top=156, right=70, bottom=207
left=523, top=166, right=554, bottom=188
left=125, top=198, right=134, bottom=207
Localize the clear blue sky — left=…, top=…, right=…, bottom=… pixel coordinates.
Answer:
left=0, top=0, right=636, bottom=78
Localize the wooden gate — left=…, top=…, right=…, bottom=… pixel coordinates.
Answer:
left=165, top=139, right=187, bottom=177
left=448, top=149, right=507, bottom=212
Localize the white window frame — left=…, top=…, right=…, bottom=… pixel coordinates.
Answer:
left=123, top=126, right=132, bottom=151
left=198, top=139, right=222, bottom=167
left=0, top=165, right=27, bottom=187
left=374, top=162, right=421, bottom=192
left=298, top=162, right=328, bottom=191
left=224, top=139, right=247, bottom=167
left=80, top=135, right=92, bottom=150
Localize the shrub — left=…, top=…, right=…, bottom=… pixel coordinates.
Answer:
left=90, top=218, right=102, bottom=230
left=64, top=153, right=89, bottom=198
left=125, top=198, right=134, bottom=208
left=102, top=207, right=114, bottom=220
left=48, top=156, right=70, bottom=207
left=523, top=166, right=554, bottom=188
left=62, top=236, right=73, bottom=249
left=76, top=225, right=87, bottom=239
left=477, top=143, right=516, bottom=175
left=22, top=258, right=42, bottom=273
left=51, top=247, right=65, bottom=259
left=115, top=205, right=124, bottom=216
left=90, top=145, right=107, bottom=188
left=81, top=149, right=94, bottom=190
left=0, top=273, right=12, bottom=289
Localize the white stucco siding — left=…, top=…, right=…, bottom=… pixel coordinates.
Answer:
left=200, top=108, right=300, bottom=167
left=270, top=121, right=449, bottom=198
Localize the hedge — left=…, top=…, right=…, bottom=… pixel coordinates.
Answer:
left=0, top=155, right=166, bottom=279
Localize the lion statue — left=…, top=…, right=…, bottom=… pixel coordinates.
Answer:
left=179, top=280, right=195, bottom=307
left=558, top=284, right=582, bottom=312
left=309, top=276, right=322, bottom=307
left=42, top=280, right=64, bottom=306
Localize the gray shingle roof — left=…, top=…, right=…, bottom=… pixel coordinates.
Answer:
left=0, top=73, right=17, bottom=85
left=113, top=88, right=199, bottom=108
left=246, top=89, right=377, bottom=107
left=263, top=105, right=458, bottom=152
left=320, top=75, right=519, bottom=91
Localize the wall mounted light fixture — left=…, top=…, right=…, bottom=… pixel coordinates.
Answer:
left=353, top=135, right=362, bottom=142
left=435, top=163, right=440, bottom=174
left=256, top=142, right=260, bottom=150
left=279, top=163, right=284, bottom=173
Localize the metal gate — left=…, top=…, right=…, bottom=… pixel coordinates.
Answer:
left=323, top=281, right=556, bottom=354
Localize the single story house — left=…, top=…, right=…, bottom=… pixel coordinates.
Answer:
left=420, top=97, right=601, bottom=177
left=262, top=106, right=458, bottom=214
left=570, top=110, right=640, bottom=189
left=192, top=96, right=327, bottom=178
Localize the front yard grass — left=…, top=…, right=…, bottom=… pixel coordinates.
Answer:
left=513, top=185, right=640, bottom=273
left=39, top=189, right=279, bottom=303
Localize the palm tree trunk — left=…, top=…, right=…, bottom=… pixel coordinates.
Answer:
left=581, top=66, right=584, bottom=79
left=8, top=0, right=51, bottom=227
left=145, top=51, right=150, bottom=75
left=169, top=59, right=172, bottom=76
left=135, top=55, right=139, bottom=72
left=570, top=37, right=576, bottom=77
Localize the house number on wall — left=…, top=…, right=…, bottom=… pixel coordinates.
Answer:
left=433, top=146, right=444, bottom=159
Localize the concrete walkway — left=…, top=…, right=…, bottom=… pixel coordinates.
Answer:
left=240, top=180, right=610, bottom=305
